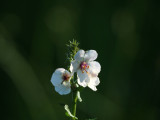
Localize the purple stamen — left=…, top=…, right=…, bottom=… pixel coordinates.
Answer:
left=80, top=62, right=89, bottom=73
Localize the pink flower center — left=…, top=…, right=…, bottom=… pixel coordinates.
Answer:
left=80, top=62, right=89, bottom=73
left=62, top=73, right=70, bottom=81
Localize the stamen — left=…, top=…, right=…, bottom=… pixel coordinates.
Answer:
left=80, top=62, right=89, bottom=74
left=84, top=69, right=88, bottom=73
left=62, top=73, right=70, bottom=83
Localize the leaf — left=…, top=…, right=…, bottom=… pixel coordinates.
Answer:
left=64, top=105, right=78, bottom=119
left=77, top=91, right=82, bottom=102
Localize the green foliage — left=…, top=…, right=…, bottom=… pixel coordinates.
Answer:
left=77, top=91, right=82, bottom=102
left=66, top=39, right=79, bottom=71
left=64, top=105, right=78, bottom=119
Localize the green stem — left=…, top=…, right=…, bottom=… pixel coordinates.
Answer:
left=72, top=91, right=78, bottom=120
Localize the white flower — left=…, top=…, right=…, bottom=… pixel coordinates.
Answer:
left=70, top=50, right=101, bottom=91
left=51, top=68, right=71, bottom=95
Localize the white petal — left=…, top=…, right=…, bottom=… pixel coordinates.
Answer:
left=74, top=50, right=85, bottom=61
left=62, top=81, right=71, bottom=87
left=51, top=68, right=65, bottom=86
left=55, top=84, right=71, bottom=95
left=88, top=61, right=101, bottom=76
left=84, top=50, right=98, bottom=62
left=88, top=85, right=97, bottom=91
left=89, top=76, right=100, bottom=86
left=64, top=70, right=71, bottom=77
left=55, top=68, right=66, bottom=73
left=77, top=69, right=90, bottom=87
left=88, top=84, right=97, bottom=91
left=88, top=77, right=100, bottom=91
left=70, top=60, right=80, bottom=73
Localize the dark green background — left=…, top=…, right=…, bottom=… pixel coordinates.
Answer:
left=0, top=0, right=160, bottom=120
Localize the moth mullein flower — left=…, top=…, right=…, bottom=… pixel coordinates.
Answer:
left=51, top=68, right=71, bottom=95
left=70, top=50, right=101, bottom=91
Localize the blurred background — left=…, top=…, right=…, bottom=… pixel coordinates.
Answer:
left=0, top=0, right=160, bottom=120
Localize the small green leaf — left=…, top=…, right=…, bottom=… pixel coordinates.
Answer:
left=65, top=111, right=70, bottom=117
left=64, top=105, right=78, bottom=119
left=77, top=91, right=82, bottom=102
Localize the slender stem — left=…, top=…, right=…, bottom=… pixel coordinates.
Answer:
left=72, top=91, right=78, bottom=120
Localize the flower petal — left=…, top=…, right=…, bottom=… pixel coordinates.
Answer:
left=84, top=50, right=98, bottom=62
left=88, top=77, right=100, bottom=91
left=88, top=85, right=97, bottom=91
left=77, top=69, right=90, bottom=87
left=51, top=68, right=65, bottom=86
left=74, top=50, right=85, bottom=61
left=64, top=70, right=71, bottom=77
left=88, top=76, right=100, bottom=86
left=62, top=81, right=71, bottom=87
left=88, top=61, right=101, bottom=76
left=55, top=84, right=71, bottom=95
left=70, top=60, right=80, bottom=73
